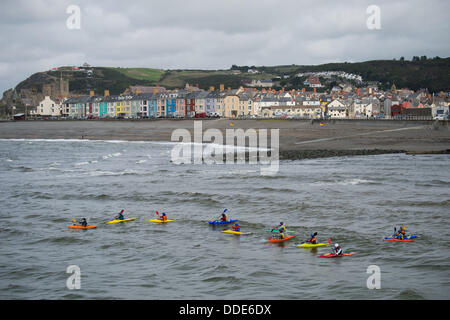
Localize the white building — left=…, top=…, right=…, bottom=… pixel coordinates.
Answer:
left=326, top=99, right=347, bottom=118
left=33, top=96, right=61, bottom=116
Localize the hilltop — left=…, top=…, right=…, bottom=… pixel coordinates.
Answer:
left=8, top=57, right=450, bottom=98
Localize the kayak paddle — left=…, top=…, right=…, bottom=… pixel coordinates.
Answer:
left=328, top=238, right=334, bottom=253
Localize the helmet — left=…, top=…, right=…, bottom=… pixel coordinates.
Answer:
left=335, top=243, right=339, bottom=247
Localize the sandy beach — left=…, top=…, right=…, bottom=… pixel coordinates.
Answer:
left=0, top=119, right=449, bottom=159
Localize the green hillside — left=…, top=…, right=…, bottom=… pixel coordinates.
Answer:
left=112, top=68, right=164, bottom=82
left=12, top=57, right=450, bottom=96
left=267, top=57, right=450, bottom=92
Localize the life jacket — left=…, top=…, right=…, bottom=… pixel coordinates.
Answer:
left=232, top=225, right=240, bottom=231
left=162, top=215, right=167, bottom=221
left=310, top=236, right=317, bottom=243
left=221, top=215, right=227, bottom=221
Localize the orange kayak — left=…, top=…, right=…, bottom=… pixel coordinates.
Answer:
left=68, top=225, right=97, bottom=230
left=265, top=235, right=295, bottom=243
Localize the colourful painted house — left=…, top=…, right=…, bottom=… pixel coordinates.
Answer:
left=166, top=92, right=177, bottom=117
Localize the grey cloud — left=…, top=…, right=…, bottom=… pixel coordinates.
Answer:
left=1, top=0, right=449, bottom=94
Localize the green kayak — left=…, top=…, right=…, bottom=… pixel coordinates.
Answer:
left=267, top=229, right=294, bottom=233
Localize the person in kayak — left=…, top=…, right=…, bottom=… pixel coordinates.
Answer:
left=215, top=212, right=228, bottom=222
left=232, top=223, right=240, bottom=232
left=333, top=243, right=343, bottom=255
left=306, top=232, right=318, bottom=244
left=394, top=226, right=407, bottom=239
left=115, top=210, right=125, bottom=220
left=160, top=213, right=168, bottom=222
left=271, top=222, right=286, bottom=232
left=272, top=222, right=286, bottom=239
left=79, top=218, right=88, bottom=227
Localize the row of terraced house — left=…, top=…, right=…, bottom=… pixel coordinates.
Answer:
left=32, top=85, right=450, bottom=120
left=61, top=89, right=247, bottom=119
left=43, top=88, right=327, bottom=119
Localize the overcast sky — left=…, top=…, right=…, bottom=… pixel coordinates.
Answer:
left=1, top=0, right=449, bottom=94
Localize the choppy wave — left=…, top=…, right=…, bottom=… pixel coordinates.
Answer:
left=312, top=178, right=377, bottom=186
left=1, top=139, right=449, bottom=300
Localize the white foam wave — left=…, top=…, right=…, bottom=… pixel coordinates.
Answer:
left=0, top=138, right=272, bottom=152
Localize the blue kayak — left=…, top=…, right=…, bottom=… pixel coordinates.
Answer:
left=209, top=219, right=238, bottom=225
left=384, top=235, right=417, bottom=240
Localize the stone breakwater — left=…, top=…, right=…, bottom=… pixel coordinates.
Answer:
left=279, top=149, right=407, bottom=160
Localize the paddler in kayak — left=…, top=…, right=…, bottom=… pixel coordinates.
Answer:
left=271, top=222, right=286, bottom=233
left=79, top=218, right=88, bottom=227
left=393, top=226, right=407, bottom=239
left=306, top=232, right=318, bottom=244
left=231, top=223, right=240, bottom=232
left=160, top=212, right=168, bottom=222
left=272, top=222, right=286, bottom=239
left=73, top=218, right=88, bottom=227
left=215, top=212, right=228, bottom=222
left=115, top=210, right=125, bottom=221
left=333, top=243, right=343, bottom=255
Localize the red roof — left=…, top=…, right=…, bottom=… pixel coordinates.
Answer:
left=401, top=101, right=413, bottom=109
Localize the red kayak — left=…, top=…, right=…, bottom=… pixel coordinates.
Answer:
left=319, top=252, right=355, bottom=258
left=266, top=235, right=295, bottom=243
left=383, top=238, right=414, bottom=242
left=68, top=225, right=97, bottom=230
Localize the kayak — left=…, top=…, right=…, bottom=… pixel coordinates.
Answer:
left=267, top=229, right=294, bottom=233
left=296, top=243, right=328, bottom=248
left=209, top=219, right=238, bottom=225
left=221, top=230, right=251, bottom=235
left=319, top=252, right=355, bottom=258
left=266, top=235, right=295, bottom=243
left=105, top=218, right=136, bottom=225
left=383, top=238, right=414, bottom=242
left=68, top=225, right=97, bottom=230
left=384, top=235, right=416, bottom=241
left=148, top=219, right=175, bottom=224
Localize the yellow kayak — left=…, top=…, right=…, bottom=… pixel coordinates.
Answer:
left=148, top=219, right=175, bottom=223
left=105, top=218, right=136, bottom=225
left=296, top=243, right=328, bottom=248
left=221, top=230, right=251, bottom=235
